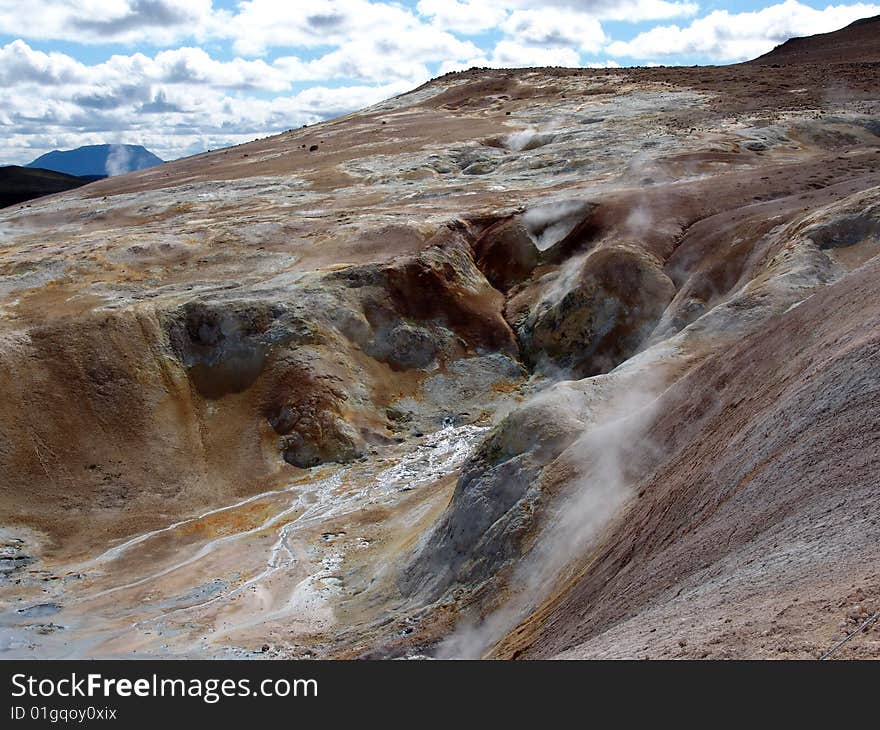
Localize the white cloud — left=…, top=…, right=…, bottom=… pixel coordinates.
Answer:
left=0, top=38, right=425, bottom=164
left=0, top=41, right=293, bottom=93
left=0, top=39, right=88, bottom=86
left=0, top=0, right=222, bottom=45
left=503, top=9, right=607, bottom=53
left=419, top=0, right=698, bottom=29
left=416, top=0, right=508, bottom=33
left=227, top=0, right=437, bottom=56
left=275, top=31, right=480, bottom=84
left=585, top=59, right=622, bottom=68
left=585, top=0, right=699, bottom=21
left=286, top=80, right=417, bottom=118
left=0, top=0, right=701, bottom=51
left=607, top=1, right=880, bottom=61
left=149, top=47, right=291, bottom=91
left=437, top=39, right=584, bottom=74
left=490, top=39, right=582, bottom=67
left=0, top=0, right=697, bottom=51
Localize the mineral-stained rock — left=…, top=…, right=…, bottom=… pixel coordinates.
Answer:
left=2, top=17, right=880, bottom=660
left=473, top=218, right=540, bottom=292
left=401, top=388, right=587, bottom=600
left=166, top=300, right=304, bottom=399
left=805, top=205, right=880, bottom=255
left=513, top=244, right=675, bottom=377
left=164, top=230, right=524, bottom=470
left=499, top=250, right=880, bottom=659
left=336, top=233, right=518, bottom=371
left=260, top=346, right=368, bottom=468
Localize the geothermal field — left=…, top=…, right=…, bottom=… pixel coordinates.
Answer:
left=1, top=18, right=879, bottom=660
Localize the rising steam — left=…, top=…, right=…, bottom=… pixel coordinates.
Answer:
left=436, top=372, right=663, bottom=659
left=503, top=127, right=557, bottom=152
left=105, top=144, right=132, bottom=177
left=523, top=198, right=588, bottom=251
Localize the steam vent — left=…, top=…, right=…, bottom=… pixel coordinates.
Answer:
left=2, top=17, right=880, bottom=660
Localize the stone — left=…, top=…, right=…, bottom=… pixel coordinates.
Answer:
left=516, top=245, right=675, bottom=378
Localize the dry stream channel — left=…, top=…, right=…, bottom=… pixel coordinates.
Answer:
left=0, top=423, right=488, bottom=657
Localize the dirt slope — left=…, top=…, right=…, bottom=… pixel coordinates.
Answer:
left=752, top=15, right=880, bottom=65
left=497, top=252, right=880, bottom=659
left=1, top=22, right=879, bottom=659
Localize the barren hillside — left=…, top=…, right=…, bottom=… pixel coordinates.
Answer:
left=1, top=18, right=878, bottom=659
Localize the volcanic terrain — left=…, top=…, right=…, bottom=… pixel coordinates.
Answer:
left=1, top=18, right=879, bottom=659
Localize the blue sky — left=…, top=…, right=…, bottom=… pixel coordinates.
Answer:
left=0, top=1, right=877, bottom=164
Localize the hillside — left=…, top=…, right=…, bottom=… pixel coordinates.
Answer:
left=26, top=143, right=163, bottom=177
left=751, top=14, right=880, bottom=64
left=0, top=166, right=92, bottom=209
left=0, top=22, right=878, bottom=660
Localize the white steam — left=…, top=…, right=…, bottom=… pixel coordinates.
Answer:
left=436, top=373, right=662, bottom=659
left=105, top=144, right=132, bottom=177
left=503, top=127, right=557, bottom=152
left=523, top=199, right=588, bottom=251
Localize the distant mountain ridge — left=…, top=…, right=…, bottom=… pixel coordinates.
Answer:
left=26, top=144, right=163, bottom=177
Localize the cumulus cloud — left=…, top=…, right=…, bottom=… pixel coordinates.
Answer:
left=419, top=0, right=698, bottom=26
left=0, top=0, right=221, bottom=45
left=585, top=59, right=623, bottom=69
left=0, top=40, right=88, bottom=86
left=226, top=0, right=442, bottom=56
left=0, top=41, right=293, bottom=94
left=0, top=1, right=699, bottom=51
left=608, top=1, right=880, bottom=61
left=582, top=0, right=699, bottom=20
left=416, top=0, right=508, bottom=33
left=138, top=88, right=184, bottom=114
left=489, top=39, right=583, bottom=67
left=0, top=37, right=423, bottom=164
left=503, top=8, right=607, bottom=53
left=437, top=39, right=583, bottom=74
left=0, top=1, right=876, bottom=166
left=151, top=47, right=292, bottom=91
left=275, top=31, right=480, bottom=84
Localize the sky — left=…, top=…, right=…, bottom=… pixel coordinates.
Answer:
left=1, top=0, right=878, bottom=164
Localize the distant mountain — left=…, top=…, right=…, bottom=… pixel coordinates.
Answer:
left=0, top=166, right=93, bottom=209
left=751, top=15, right=880, bottom=65
left=25, top=144, right=163, bottom=178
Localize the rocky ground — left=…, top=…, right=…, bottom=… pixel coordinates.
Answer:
left=0, top=19, right=878, bottom=659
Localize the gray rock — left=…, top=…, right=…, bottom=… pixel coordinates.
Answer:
left=517, top=245, right=675, bottom=378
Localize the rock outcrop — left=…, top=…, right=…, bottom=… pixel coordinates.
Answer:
left=1, top=18, right=880, bottom=660
left=512, top=244, right=675, bottom=377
